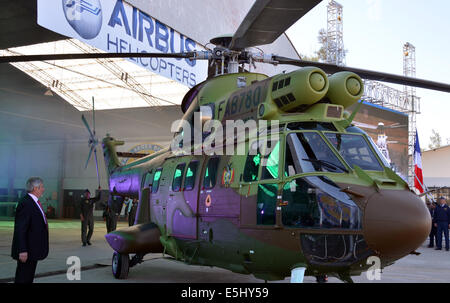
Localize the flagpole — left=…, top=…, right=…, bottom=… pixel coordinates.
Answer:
left=412, top=130, right=435, bottom=202
left=414, top=170, right=436, bottom=203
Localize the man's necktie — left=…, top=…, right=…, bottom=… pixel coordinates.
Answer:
left=37, top=200, right=48, bottom=227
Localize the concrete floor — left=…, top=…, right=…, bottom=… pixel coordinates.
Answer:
left=0, top=219, right=449, bottom=283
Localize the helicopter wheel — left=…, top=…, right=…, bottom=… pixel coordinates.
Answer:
left=315, top=274, right=328, bottom=283
left=112, top=251, right=129, bottom=279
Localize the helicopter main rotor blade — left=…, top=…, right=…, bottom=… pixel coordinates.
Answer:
left=92, top=96, right=96, bottom=136
left=81, top=114, right=94, bottom=139
left=274, top=56, right=450, bottom=93
left=0, top=52, right=196, bottom=64
left=229, top=0, right=321, bottom=50
left=85, top=145, right=94, bottom=169
left=93, top=148, right=101, bottom=189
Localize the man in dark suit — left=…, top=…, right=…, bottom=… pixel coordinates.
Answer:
left=11, top=177, right=49, bottom=283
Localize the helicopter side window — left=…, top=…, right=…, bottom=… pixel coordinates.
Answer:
left=243, top=142, right=261, bottom=182
left=142, top=171, right=153, bottom=188
left=261, top=140, right=280, bottom=180
left=203, top=157, right=220, bottom=189
left=152, top=168, right=163, bottom=193
left=325, top=133, right=383, bottom=171
left=282, top=179, right=320, bottom=227
left=172, top=163, right=186, bottom=192
left=285, top=132, right=348, bottom=174
left=257, top=183, right=278, bottom=225
left=184, top=161, right=199, bottom=191
left=281, top=176, right=362, bottom=229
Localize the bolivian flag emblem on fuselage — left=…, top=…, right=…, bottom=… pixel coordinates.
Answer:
left=222, top=165, right=234, bottom=187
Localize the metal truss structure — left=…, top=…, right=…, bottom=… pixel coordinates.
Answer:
left=403, top=42, right=419, bottom=187
left=326, top=0, right=345, bottom=66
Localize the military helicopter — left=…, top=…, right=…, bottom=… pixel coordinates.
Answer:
left=3, top=0, right=450, bottom=283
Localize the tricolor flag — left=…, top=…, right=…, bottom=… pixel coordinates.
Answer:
left=414, top=130, right=424, bottom=193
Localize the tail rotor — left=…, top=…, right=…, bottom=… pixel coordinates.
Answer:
left=82, top=97, right=101, bottom=188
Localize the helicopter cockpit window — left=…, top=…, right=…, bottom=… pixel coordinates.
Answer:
left=324, top=133, right=383, bottom=171
left=203, top=157, right=220, bottom=189
left=257, top=183, right=278, bottom=225
left=261, top=140, right=280, bottom=180
left=285, top=132, right=348, bottom=174
left=172, top=163, right=186, bottom=192
left=287, top=122, right=337, bottom=132
left=184, top=161, right=199, bottom=191
left=345, top=125, right=367, bottom=135
left=367, top=136, right=391, bottom=168
left=152, top=168, right=163, bottom=193
left=282, top=176, right=362, bottom=229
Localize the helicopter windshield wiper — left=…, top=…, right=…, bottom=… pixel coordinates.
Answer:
left=302, top=158, right=349, bottom=173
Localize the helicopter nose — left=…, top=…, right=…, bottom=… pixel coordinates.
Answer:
left=363, top=190, right=431, bottom=258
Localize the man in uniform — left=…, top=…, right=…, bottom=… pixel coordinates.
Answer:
left=128, top=198, right=138, bottom=226
left=122, top=196, right=131, bottom=219
left=433, top=197, right=450, bottom=251
left=80, top=187, right=102, bottom=246
left=428, top=202, right=437, bottom=247
left=105, top=195, right=125, bottom=233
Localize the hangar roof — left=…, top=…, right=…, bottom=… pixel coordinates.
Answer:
left=0, top=0, right=301, bottom=111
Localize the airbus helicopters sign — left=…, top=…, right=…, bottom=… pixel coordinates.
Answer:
left=37, top=0, right=207, bottom=87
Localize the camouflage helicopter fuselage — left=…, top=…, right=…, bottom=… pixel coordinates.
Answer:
left=103, top=68, right=430, bottom=281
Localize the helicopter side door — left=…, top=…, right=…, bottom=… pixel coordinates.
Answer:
left=136, top=170, right=153, bottom=224
left=170, top=157, right=203, bottom=239
left=149, top=165, right=169, bottom=229
left=240, top=136, right=282, bottom=227
left=198, top=156, right=241, bottom=241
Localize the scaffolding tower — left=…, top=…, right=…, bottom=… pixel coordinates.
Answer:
left=326, top=0, right=345, bottom=66
left=403, top=42, right=420, bottom=187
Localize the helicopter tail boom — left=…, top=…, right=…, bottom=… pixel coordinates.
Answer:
left=102, top=135, right=124, bottom=177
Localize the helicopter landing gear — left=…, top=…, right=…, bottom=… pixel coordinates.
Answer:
left=315, top=275, right=328, bottom=283
left=112, top=252, right=129, bottom=279
left=290, top=266, right=306, bottom=283
left=129, top=253, right=145, bottom=268
left=338, top=272, right=354, bottom=283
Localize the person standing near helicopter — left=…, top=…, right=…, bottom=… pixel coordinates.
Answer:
left=433, top=197, right=450, bottom=251
left=80, top=187, right=102, bottom=246
left=428, top=202, right=437, bottom=248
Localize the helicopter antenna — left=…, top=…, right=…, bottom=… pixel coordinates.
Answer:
left=337, top=100, right=363, bottom=129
